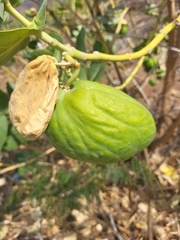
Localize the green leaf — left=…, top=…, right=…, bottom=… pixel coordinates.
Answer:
left=75, top=0, right=83, bottom=9
left=3, top=135, right=18, bottom=151
left=0, top=28, right=34, bottom=65
left=27, top=48, right=53, bottom=60
left=76, top=27, right=86, bottom=52
left=93, top=40, right=107, bottom=53
left=0, top=3, right=8, bottom=26
left=144, top=3, right=159, bottom=16
left=10, top=0, right=24, bottom=7
left=50, top=33, right=62, bottom=61
left=9, top=0, right=24, bottom=7
left=28, top=39, right=40, bottom=49
left=156, top=69, right=166, bottom=78
left=32, top=0, right=47, bottom=30
left=14, top=149, right=30, bottom=163
left=0, top=113, right=8, bottom=152
left=0, top=90, right=9, bottom=113
left=75, top=28, right=86, bottom=79
left=6, top=82, right=15, bottom=95
left=0, top=3, right=4, bottom=19
left=18, top=166, right=30, bottom=176
left=133, top=40, right=148, bottom=52
left=88, top=62, right=104, bottom=81
left=78, top=67, right=87, bottom=80
left=92, top=63, right=104, bottom=82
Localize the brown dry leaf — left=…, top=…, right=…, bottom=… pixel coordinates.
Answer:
left=9, top=55, right=59, bottom=140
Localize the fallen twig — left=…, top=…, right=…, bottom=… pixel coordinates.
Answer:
left=0, top=147, right=56, bottom=175
left=109, top=213, right=124, bottom=240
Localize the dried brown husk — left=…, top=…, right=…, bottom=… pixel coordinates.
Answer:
left=9, top=55, right=59, bottom=140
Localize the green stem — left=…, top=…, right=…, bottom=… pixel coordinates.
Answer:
left=116, top=56, right=145, bottom=90
left=66, top=68, right=80, bottom=87
left=3, top=0, right=180, bottom=62
left=3, top=0, right=31, bottom=26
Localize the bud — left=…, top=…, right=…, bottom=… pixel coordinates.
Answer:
left=9, top=55, right=59, bottom=140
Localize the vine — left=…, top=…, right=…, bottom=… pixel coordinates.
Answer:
left=1, top=0, right=180, bottom=63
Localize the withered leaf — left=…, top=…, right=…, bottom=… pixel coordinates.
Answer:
left=9, top=55, right=59, bottom=140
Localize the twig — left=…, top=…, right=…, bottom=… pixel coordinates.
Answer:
left=1, top=65, right=18, bottom=82
left=132, top=78, right=151, bottom=106
left=116, top=56, right=145, bottom=90
left=0, top=147, right=56, bottom=175
left=37, top=232, right=43, bottom=240
left=115, top=8, right=129, bottom=34
left=109, top=213, right=123, bottom=240
left=149, top=112, right=180, bottom=151
left=120, top=66, right=151, bottom=106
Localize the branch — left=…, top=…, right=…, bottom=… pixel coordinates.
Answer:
left=116, top=56, right=145, bottom=90
left=3, top=0, right=180, bottom=62
left=149, top=112, right=180, bottom=151
left=160, top=0, right=180, bottom=126
left=0, top=147, right=56, bottom=175
left=109, top=213, right=123, bottom=240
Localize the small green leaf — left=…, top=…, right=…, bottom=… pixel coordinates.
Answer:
left=0, top=90, right=9, bottom=113
left=14, top=149, right=30, bottom=163
left=0, top=28, right=34, bottom=65
left=32, top=0, right=47, bottom=30
left=10, top=0, right=24, bottom=7
left=28, top=39, right=40, bottom=49
left=50, top=33, right=62, bottom=61
left=6, top=82, right=15, bottom=95
left=18, top=166, right=29, bottom=176
left=88, top=62, right=104, bottom=81
left=76, top=27, right=86, bottom=52
left=92, top=63, right=104, bottom=82
left=3, top=135, right=18, bottom=151
left=144, top=3, right=159, bottom=16
left=0, top=113, right=8, bottom=152
left=27, top=48, right=53, bottom=60
left=0, top=3, right=8, bottom=26
left=156, top=69, right=166, bottom=78
left=78, top=67, right=87, bottom=80
left=134, top=40, right=148, bottom=52
left=0, top=3, right=4, bottom=19
left=93, top=40, right=107, bottom=53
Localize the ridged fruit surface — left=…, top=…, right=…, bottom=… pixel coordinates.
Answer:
left=45, top=80, right=156, bottom=164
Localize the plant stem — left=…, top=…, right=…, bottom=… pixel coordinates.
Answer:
left=160, top=0, right=180, bottom=126
left=3, top=0, right=31, bottom=26
left=66, top=68, right=80, bottom=87
left=30, top=15, right=180, bottom=62
left=116, top=56, right=145, bottom=90
left=149, top=112, right=180, bottom=151
left=3, top=0, right=180, bottom=62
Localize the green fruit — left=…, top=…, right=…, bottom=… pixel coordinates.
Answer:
left=45, top=80, right=156, bottom=164
left=149, top=78, right=157, bottom=86
left=156, top=69, right=166, bottom=78
left=144, top=56, right=158, bottom=71
left=119, top=25, right=128, bottom=35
